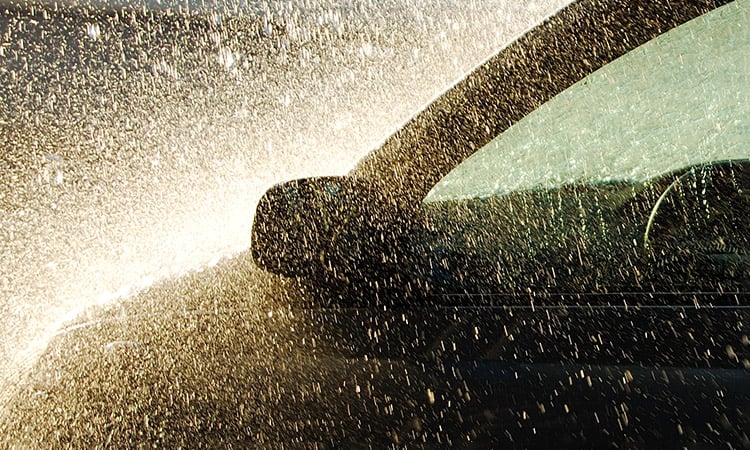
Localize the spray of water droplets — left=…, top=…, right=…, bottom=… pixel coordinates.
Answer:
left=0, top=0, right=570, bottom=402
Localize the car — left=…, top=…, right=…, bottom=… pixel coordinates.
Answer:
left=3, top=0, right=749, bottom=448
left=251, top=0, right=750, bottom=305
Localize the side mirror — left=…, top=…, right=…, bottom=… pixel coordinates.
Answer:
left=251, top=176, right=365, bottom=277
left=251, top=176, right=419, bottom=282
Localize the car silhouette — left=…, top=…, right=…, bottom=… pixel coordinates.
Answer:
left=252, top=0, right=749, bottom=306
left=3, top=0, right=749, bottom=448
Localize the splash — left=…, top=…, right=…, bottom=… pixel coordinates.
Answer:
left=0, top=0, right=571, bottom=403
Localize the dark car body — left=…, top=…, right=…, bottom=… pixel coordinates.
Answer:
left=3, top=0, right=750, bottom=448
left=252, top=0, right=749, bottom=301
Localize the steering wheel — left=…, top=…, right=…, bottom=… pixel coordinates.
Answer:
left=642, top=159, right=750, bottom=288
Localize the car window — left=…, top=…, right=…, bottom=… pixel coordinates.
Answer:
left=424, top=0, right=748, bottom=202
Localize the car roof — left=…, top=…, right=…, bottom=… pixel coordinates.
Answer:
left=349, top=0, right=733, bottom=204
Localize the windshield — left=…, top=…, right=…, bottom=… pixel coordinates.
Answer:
left=425, top=0, right=749, bottom=202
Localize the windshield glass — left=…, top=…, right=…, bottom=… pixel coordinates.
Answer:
left=425, top=0, right=749, bottom=202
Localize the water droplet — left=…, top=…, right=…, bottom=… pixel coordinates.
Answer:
left=218, top=48, right=236, bottom=70
left=86, top=23, right=100, bottom=41
left=427, top=388, right=435, bottom=405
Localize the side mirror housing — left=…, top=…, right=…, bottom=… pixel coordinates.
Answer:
left=251, top=176, right=362, bottom=277
left=252, top=175, right=420, bottom=286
